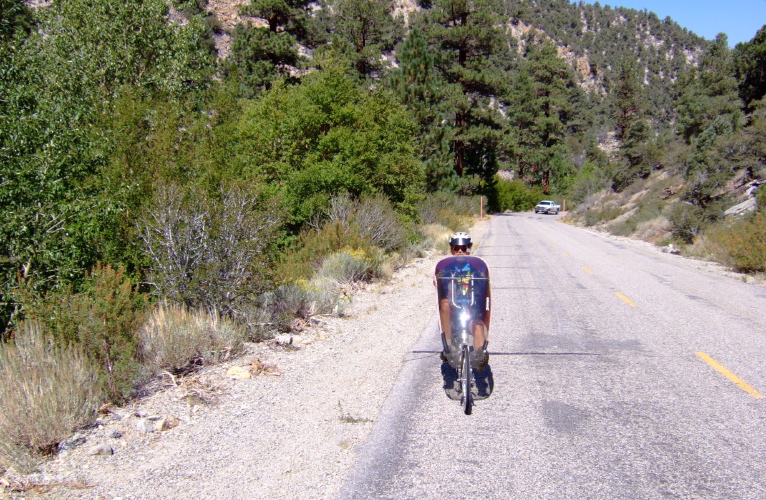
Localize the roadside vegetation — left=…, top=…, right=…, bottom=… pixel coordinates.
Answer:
left=2, top=0, right=765, bottom=474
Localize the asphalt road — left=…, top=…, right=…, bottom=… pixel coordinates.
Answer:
left=339, top=213, right=766, bottom=500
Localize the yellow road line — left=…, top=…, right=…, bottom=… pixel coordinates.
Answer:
left=551, top=243, right=557, bottom=247
left=696, top=352, right=764, bottom=399
left=563, top=253, right=570, bottom=257
left=583, top=267, right=593, bottom=274
left=616, top=292, right=636, bottom=307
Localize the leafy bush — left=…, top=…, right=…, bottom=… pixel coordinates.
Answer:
left=416, top=193, right=478, bottom=230
left=0, top=322, right=102, bottom=472
left=322, top=194, right=409, bottom=252
left=275, top=221, right=372, bottom=284
left=314, top=247, right=385, bottom=285
left=138, top=304, right=246, bottom=375
left=706, top=211, right=766, bottom=272
left=667, top=198, right=728, bottom=244
left=138, top=183, right=281, bottom=318
left=15, top=264, right=147, bottom=403
left=490, top=178, right=544, bottom=212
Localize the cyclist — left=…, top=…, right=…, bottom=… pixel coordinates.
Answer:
left=434, top=232, right=491, bottom=370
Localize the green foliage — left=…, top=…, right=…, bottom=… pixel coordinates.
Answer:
left=707, top=211, right=766, bottom=272
left=230, top=23, right=301, bottom=96
left=675, top=34, right=742, bottom=144
left=234, top=66, right=425, bottom=226
left=506, top=40, right=572, bottom=194
left=612, top=59, right=645, bottom=140
left=0, top=323, right=102, bottom=470
left=734, top=25, right=766, bottom=109
left=328, top=0, right=404, bottom=77
left=0, top=0, right=32, bottom=42
left=668, top=202, right=707, bottom=244
left=14, top=265, right=147, bottom=403
left=314, top=247, right=383, bottom=285
left=490, top=179, right=544, bottom=212
left=0, top=0, right=218, bottom=338
left=274, top=220, right=372, bottom=283
left=389, top=28, right=458, bottom=191
left=412, top=0, right=516, bottom=188
left=567, top=161, right=609, bottom=205
left=415, top=193, right=479, bottom=230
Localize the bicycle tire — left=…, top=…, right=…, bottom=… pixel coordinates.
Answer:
left=462, top=345, right=472, bottom=415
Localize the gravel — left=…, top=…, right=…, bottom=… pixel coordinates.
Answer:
left=13, top=219, right=490, bottom=500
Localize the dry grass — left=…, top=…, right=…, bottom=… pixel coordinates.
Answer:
left=138, top=305, right=247, bottom=375
left=416, top=223, right=452, bottom=254
left=0, top=323, right=102, bottom=473
left=633, top=216, right=673, bottom=243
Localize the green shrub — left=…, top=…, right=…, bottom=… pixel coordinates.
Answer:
left=707, top=211, right=766, bottom=272
left=275, top=221, right=371, bottom=283
left=490, top=178, right=543, bottom=212
left=314, top=247, right=382, bottom=285
left=15, top=264, right=147, bottom=403
left=138, top=305, right=246, bottom=375
left=668, top=202, right=707, bottom=244
left=0, top=322, right=102, bottom=472
left=416, top=193, right=479, bottom=229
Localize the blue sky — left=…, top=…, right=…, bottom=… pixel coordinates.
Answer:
left=574, top=0, right=766, bottom=46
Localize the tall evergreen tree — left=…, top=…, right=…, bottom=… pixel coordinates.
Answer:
left=328, top=0, right=403, bottom=78
left=389, top=28, right=457, bottom=191
left=232, top=0, right=311, bottom=94
left=675, top=33, right=742, bottom=143
left=733, top=25, right=766, bottom=110
left=509, top=39, right=571, bottom=194
left=413, top=0, right=516, bottom=191
left=612, top=59, right=644, bottom=140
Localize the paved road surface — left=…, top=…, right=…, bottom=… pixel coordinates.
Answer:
left=339, top=213, right=766, bottom=500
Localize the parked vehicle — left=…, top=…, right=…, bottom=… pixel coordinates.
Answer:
left=534, top=200, right=561, bottom=214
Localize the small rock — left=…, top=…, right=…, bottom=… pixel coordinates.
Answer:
left=136, top=418, right=155, bottom=434
left=153, top=415, right=179, bottom=432
left=87, top=444, right=114, bottom=456
left=275, top=335, right=293, bottom=345
left=109, top=430, right=122, bottom=439
left=227, top=366, right=251, bottom=379
left=58, top=435, right=87, bottom=451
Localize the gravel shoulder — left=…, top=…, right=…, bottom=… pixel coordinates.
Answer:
left=13, top=220, right=489, bottom=500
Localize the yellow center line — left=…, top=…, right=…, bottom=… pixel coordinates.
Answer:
left=616, top=292, right=636, bottom=307
left=551, top=243, right=557, bottom=247
left=563, top=253, right=570, bottom=257
left=583, top=267, right=593, bottom=274
left=696, top=352, right=764, bottom=399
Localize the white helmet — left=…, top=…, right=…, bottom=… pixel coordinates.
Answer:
left=449, top=232, right=472, bottom=247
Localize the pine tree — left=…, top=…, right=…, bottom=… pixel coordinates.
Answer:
left=675, top=33, right=742, bottom=143
left=514, top=39, right=572, bottom=194
left=389, top=28, right=457, bottom=191
left=231, top=0, right=311, bottom=94
left=734, top=25, right=766, bottom=110
left=613, top=59, right=644, bottom=140
left=328, top=0, right=404, bottom=78
left=414, top=0, right=516, bottom=191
